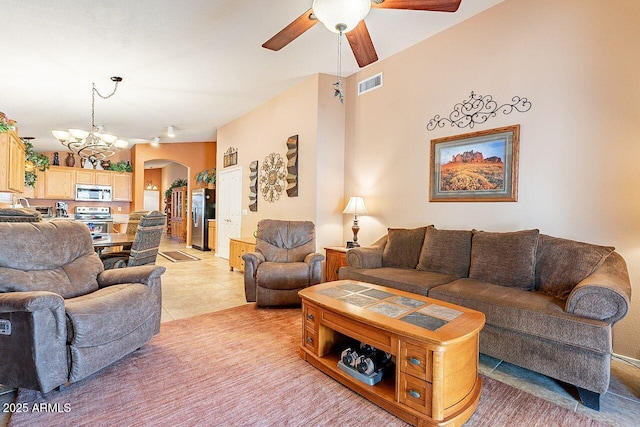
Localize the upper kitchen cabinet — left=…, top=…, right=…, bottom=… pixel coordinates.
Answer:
left=112, top=173, right=132, bottom=201
left=76, top=169, right=112, bottom=186
left=0, top=131, right=26, bottom=193
left=44, top=167, right=75, bottom=199
left=22, top=169, right=46, bottom=199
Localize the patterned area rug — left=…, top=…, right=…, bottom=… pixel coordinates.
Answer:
left=9, top=305, right=605, bottom=427
left=158, top=250, right=200, bottom=262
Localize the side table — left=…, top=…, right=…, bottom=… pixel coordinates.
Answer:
left=324, top=246, right=349, bottom=282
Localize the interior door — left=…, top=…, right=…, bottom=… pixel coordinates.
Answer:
left=217, top=167, right=242, bottom=259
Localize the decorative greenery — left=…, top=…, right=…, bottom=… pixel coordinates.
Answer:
left=108, top=160, right=133, bottom=172
left=195, top=168, right=216, bottom=186
left=0, top=113, right=16, bottom=133
left=24, top=141, right=51, bottom=188
left=164, top=178, right=188, bottom=200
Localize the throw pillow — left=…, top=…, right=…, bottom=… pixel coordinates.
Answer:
left=416, top=226, right=472, bottom=277
left=469, top=229, right=540, bottom=290
left=382, top=227, right=427, bottom=269
left=535, top=234, right=614, bottom=299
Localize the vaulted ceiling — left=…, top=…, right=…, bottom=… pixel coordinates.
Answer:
left=3, top=0, right=503, bottom=152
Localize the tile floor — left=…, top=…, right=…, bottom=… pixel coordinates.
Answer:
left=1, top=236, right=639, bottom=426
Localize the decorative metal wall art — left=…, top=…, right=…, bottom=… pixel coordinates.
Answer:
left=259, top=153, right=286, bottom=202
left=427, top=92, right=532, bottom=131
left=223, top=147, right=238, bottom=167
left=249, top=160, right=259, bottom=212
left=286, top=135, right=299, bottom=197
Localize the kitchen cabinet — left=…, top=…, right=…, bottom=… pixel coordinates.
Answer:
left=76, top=170, right=112, bottom=186
left=208, top=220, right=217, bottom=254
left=0, top=131, right=26, bottom=193
left=112, top=173, right=132, bottom=201
left=22, top=169, right=46, bottom=199
left=229, top=237, right=256, bottom=272
left=44, top=167, right=75, bottom=199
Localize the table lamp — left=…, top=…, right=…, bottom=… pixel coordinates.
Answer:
left=343, top=196, right=368, bottom=247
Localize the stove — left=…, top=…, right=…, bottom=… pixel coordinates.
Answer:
left=74, top=206, right=113, bottom=233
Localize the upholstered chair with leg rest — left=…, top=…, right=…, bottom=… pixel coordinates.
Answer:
left=0, top=220, right=165, bottom=393
left=242, top=219, right=324, bottom=307
left=101, top=211, right=166, bottom=269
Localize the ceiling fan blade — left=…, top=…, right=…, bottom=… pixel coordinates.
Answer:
left=262, top=8, right=318, bottom=51
left=345, top=21, right=378, bottom=68
left=371, top=0, right=461, bottom=12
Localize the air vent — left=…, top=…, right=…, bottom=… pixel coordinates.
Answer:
left=358, top=72, right=383, bottom=95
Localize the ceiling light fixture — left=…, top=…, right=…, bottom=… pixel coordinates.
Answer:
left=312, top=0, right=371, bottom=33
left=52, top=76, right=128, bottom=163
left=150, top=137, right=160, bottom=147
left=167, top=125, right=175, bottom=138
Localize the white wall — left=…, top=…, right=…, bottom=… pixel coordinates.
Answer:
left=344, top=0, right=640, bottom=357
left=217, top=74, right=345, bottom=250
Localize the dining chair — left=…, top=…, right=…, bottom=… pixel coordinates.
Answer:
left=101, top=211, right=166, bottom=269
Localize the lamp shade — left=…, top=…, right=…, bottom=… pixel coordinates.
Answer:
left=343, top=196, right=368, bottom=215
left=312, top=0, right=371, bottom=33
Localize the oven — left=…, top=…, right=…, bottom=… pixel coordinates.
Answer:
left=75, top=184, right=112, bottom=202
left=74, top=206, right=113, bottom=233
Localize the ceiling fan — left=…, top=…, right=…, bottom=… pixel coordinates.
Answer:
left=262, top=0, right=462, bottom=68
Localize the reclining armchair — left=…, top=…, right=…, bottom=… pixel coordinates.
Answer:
left=243, top=219, right=324, bottom=307
left=0, top=220, right=165, bottom=393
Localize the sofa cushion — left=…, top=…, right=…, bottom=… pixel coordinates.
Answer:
left=469, top=229, right=539, bottom=290
left=382, top=227, right=427, bottom=269
left=535, top=234, right=614, bottom=300
left=65, top=283, right=158, bottom=347
left=429, top=279, right=611, bottom=354
left=417, top=226, right=472, bottom=277
left=339, top=266, right=456, bottom=297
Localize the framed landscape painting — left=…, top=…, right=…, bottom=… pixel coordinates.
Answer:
left=430, top=125, right=520, bottom=202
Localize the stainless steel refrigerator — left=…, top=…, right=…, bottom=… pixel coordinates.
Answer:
left=191, top=188, right=216, bottom=251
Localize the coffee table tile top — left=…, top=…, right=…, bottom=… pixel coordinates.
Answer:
left=420, top=304, right=463, bottom=321
left=339, top=293, right=377, bottom=307
left=389, top=295, right=425, bottom=309
left=319, top=282, right=465, bottom=331
left=361, top=288, right=395, bottom=300
left=401, top=312, right=447, bottom=331
left=367, top=301, right=411, bottom=318
left=337, top=282, right=370, bottom=292
left=316, top=287, right=351, bottom=299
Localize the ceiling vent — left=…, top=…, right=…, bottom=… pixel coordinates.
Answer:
left=358, top=72, right=383, bottom=95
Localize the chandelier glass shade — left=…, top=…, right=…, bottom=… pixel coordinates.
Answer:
left=52, top=77, right=128, bottom=162
left=312, top=0, right=371, bottom=33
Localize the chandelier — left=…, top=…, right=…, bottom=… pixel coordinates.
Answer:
left=52, top=76, right=128, bottom=163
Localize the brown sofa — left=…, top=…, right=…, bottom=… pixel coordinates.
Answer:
left=0, top=220, right=165, bottom=393
left=339, top=226, right=631, bottom=410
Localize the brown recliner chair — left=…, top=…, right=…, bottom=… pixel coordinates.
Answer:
left=0, top=220, right=165, bottom=393
left=242, top=219, right=324, bottom=307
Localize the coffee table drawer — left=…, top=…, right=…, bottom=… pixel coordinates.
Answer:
left=399, top=341, right=432, bottom=382
left=399, top=373, right=432, bottom=415
left=303, top=304, right=319, bottom=329
left=303, top=326, right=318, bottom=353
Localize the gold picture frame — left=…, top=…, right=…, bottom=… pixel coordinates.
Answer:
left=430, top=125, right=520, bottom=202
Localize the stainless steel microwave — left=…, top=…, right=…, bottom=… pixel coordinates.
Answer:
left=75, top=184, right=112, bottom=202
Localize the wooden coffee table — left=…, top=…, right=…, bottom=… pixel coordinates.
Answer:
left=298, top=280, right=485, bottom=427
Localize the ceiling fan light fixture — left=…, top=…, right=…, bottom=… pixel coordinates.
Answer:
left=312, top=0, right=371, bottom=33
